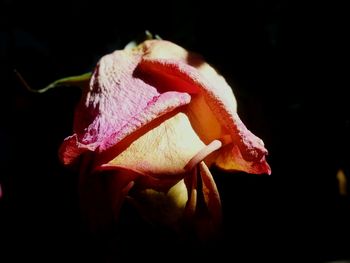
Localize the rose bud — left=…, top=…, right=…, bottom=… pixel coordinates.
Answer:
left=59, top=40, right=271, bottom=238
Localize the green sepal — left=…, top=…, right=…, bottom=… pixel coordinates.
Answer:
left=17, top=70, right=92, bottom=93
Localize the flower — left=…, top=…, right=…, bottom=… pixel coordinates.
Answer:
left=59, top=40, right=270, bottom=237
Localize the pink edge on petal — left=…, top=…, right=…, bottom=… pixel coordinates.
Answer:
left=97, top=91, right=191, bottom=151
left=60, top=40, right=270, bottom=175
left=216, top=144, right=271, bottom=175
left=138, top=56, right=270, bottom=173
left=59, top=134, right=93, bottom=165
left=59, top=48, right=191, bottom=165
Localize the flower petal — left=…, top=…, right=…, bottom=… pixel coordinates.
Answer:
left=60, top=49, right=191, bottom=165
left=60, top=39, right=270, bottom=175
left=99, top=112, right=205, bottom=187
left=137, top=40, right=270, bottom=174
left=215, top=143, right=271, bottom=174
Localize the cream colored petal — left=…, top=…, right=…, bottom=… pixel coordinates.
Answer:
left=106, top=112, right=205, bottom=177
left=137, top=40, right=270, bottom=174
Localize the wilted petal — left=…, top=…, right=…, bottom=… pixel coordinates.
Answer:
left=60, top=50, right=191, bottom=165
left=215, top=143, right=271, bottom=174
left=97, top=112, right=205, bottom=191
left=58, top=39, right=272, bottom=237
left=137, top=40, right=270, bottom=174
left=60, top=40, right=270, bottom=175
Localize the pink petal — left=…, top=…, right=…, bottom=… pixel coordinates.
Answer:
left=60, top=40, right=270, bottom=175
left=60, top=50, right=190, bottom=165
left=137, top=41, right=270, bottom=174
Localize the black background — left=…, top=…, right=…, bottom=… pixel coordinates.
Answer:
left=1, top=0, right=349, bottom=262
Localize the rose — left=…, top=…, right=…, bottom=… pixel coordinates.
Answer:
left=59, top=40, right=271, bottom=237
